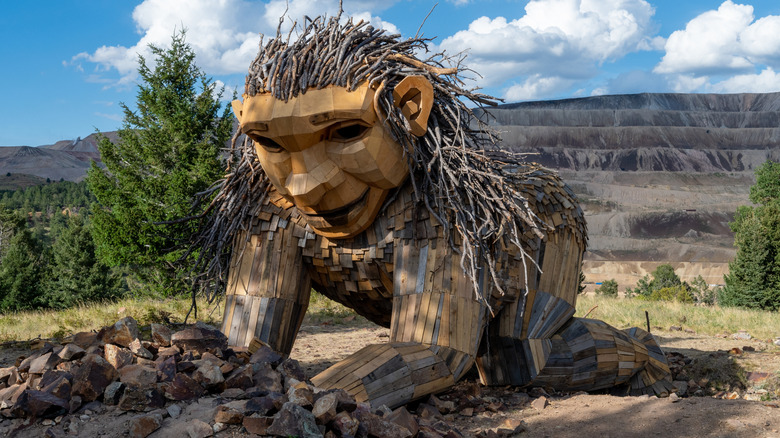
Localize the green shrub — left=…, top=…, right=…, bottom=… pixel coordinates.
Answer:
left=648, top=285, right=694, bottom=303
left=595, top=279, right=619, bottom=297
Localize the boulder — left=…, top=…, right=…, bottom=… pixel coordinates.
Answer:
left=120, top=365, right=158, bottom=388
left=71, top=354, right=119, bottom=402
left=150, top=324, right=172, bottom=347
left=99, top=317, right=139, bottom=348
left=129, top=412, right=163, bottom=438
left=266, top=402, right=322, bottom=438
left=104, top=344, right=133, bottom=370
left=171, top=322, right=227, bottom=354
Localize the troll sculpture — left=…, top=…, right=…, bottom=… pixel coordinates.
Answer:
left=194, top=13, right=673, bottom=409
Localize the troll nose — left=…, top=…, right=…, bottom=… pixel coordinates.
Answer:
left=286, top=172, right=328, bottom=207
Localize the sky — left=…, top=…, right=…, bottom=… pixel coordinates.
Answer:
left=2, top=0, right=780, bottom=147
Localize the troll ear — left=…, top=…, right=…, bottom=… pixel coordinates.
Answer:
left=231, top=99, right=244, bottom=124
left=393, top=76, right=433, bottom=137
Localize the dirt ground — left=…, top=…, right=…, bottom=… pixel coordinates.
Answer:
left=1, top=321, right=778, bottom=437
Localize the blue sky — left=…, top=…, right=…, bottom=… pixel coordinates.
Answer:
left=2, top=0, right=780, bottom=146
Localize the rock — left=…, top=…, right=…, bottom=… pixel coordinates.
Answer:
left=333, top=389, right=358, bottom=412
left=386, top=406, right=419, bottom=437
left=68, top=395, right=82, bottom=413
left=129, top=413, right=163, bottom=438
left=29, top=352, right=61, bottom=375
left=157, top=345, right=181, bottom=358
left=312, top=392, right=338, bottom=424
left=531, top=396, right=549, bottom=411
left=220, top=388, right=246, bottom=399
left=287, top=384, right=314, bottom=407
left=249, top=345, right=283, bottom=367
left=669, top=325, right=682, bottom=331
left=356, top=410, right=413, bottom=438
left=71, top=354, right=119, bottom=402
left=167, top=403, right=182, bottom=419
left=728, top=347, right=743, bottom=355
left=57, top=344, right=86, bottom=362
left=267, top=402, right=321, bottom=438
left=150, top=324, right=172, bottom=347
left=171, top=322, right=227, bottom=354
left=129, top=339, right=154, bottom=360
left=732, top=331, right=751, bottom=340
left=669, top=393, right=680, bottom=402
left=41, top=375, right=71, bottom=400
left=120, top=364, right=158, bottom=388
left=156, top=356, right=176, bottom=383
left=192, top=362, right=225, bottom=391
left=224, top=364, right=253, bottom=390
left=417, top=403, right=443, bottom=420
left=278, top=358, right=306, bottom=382
left=332, top=411, right=360, bottom=437
left=11, top=390, right=68, bottom=418
left=164, top=374, right=204, bottom=401
left=103, top=381, right=125, bottom=405
left=428, top=395, right=456, bottom=414
left=186, top=419, right=213, bottom=438
left=245, top=396, right=277, bottom=416
left=252, top=363, right=283, bottom=393
left=726, top=391, right=740, bottom=400
left=673, top=380, right=688, bottom=396
left=118, top=385, right=165, bottom=411
left=459, top=407, right=474, bottom=417
left=742, top=345, right=755, bottom=352
left=214, top=406, right=243, bottom=424
left=104, top=344, right=134, bottom=370
left=99, top=317, right=140, bottom=348
left=69, top=332, right=98, bottom=349
left=774, top=338, right=780, bottom=347
left=243, top=415, right=274, bottom=435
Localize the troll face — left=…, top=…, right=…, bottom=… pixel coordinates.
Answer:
left=232, top=77, right=433, bottom=238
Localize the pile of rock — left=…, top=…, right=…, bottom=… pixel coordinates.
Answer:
left=0, top=317, right=478, bottom=437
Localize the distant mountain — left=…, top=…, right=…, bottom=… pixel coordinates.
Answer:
left=0, top=132, right=115, bottom=185
left=480, top=92, right=780, bottom=289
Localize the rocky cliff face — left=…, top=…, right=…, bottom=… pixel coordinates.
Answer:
left=480, top=92, right=780, bottom=288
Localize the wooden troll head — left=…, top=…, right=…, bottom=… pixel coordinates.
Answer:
left=203, top=13, right=559, bottom=307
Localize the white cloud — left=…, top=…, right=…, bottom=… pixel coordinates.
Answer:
left=504, top=75, right=575, bottom=101
left=439, top=0, right=659, bottom=99
left=71, top=0, right=398, bottom=88
left=710, top=68, right=780, bottom=93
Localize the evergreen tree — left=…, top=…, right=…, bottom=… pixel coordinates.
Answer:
left=43, top=214, right=124, bottom=308
left=87, top=30, right=232, bottom=296
left=0, top=227, right=45, bottom=311
left=721, top=160, right=780, bottom=310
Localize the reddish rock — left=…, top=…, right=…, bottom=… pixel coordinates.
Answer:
left=248, top=345, right=283, bottom=367
left=156, top=356, right=176, bottom=383
left=129, top=339, right=153, bottom=360
left=387, top=406, right=419, bottom=436
left=11, top=389, right=68, bottom=418
left=129, top=412, right=163, bottom=438
left=185, top=419, right=213, bottom=438
left=164, top=373, right=204, bottom=401
left=225, top=365, right=253, bottom=390
left=356, top=410, right=413, bottom=438
left=252, top=363, right=283, bottom=393
left=192, top=362, right=225, bottom=391
left=104, top=344, right=134, bottom=370
left=19, top=346, right=54, bottom=373
left=41, top=375, right=71, bottom=400
left=531, top=396, right=549, bottom=411
left=332, top=389, right=358, bottom=412
left=119, top=364, right=158, bottom=388
left=332, top=411, right=360, bottom=437
left=242, top=415, right=273, bottom=435
left=69, top=332, right=98, bottom=349
left=417, top=403, right=443, bottom=420
left=119, top=386, right=165, bottom=411
left=99, top=317, right=139, bottom=348
left=214, top=406, right=244, bottom=424
left=156, top=345, right=180, bottom=358
left=170, top=322, right=227, bottom=354
left=150, top=324, right=172, bottom=347
left=287, top=385, right=314, bottom=407
left=267, top=402, right=321, bottom=438
left=57, top=343, right=86, bottom=362
left=278, top=358, right=306, bottom=382
left=71, top=354, right=119, bottom=402
left=428, top=395, right=456, bottom=414
left=0, top=383, right=28, bottom=409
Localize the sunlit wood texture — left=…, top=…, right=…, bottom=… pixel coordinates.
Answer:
left=220, top=197, right=312, bottom=355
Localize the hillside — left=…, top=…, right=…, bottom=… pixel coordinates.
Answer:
left=482, top=92, right=780, bottom=289
left=0, top=132, right=114, bottom=186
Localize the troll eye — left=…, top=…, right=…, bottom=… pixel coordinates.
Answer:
left=247, top=133, right=283, bottom=153
left=330, top=123, right=369, bottom=142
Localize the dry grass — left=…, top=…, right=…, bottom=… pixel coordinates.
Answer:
left=1, top=292, right=776, bottom=344
left=576, top=294, right=780, bottom=340
left=0, top=291, right=362, bottom=344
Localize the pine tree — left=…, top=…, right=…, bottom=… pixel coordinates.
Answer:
left=87, top=30, right=232, bottom=296
left=0, top=227, right=45, bottom=311
left=721, top=160, right=780, bottom=310
left=42, top=214, right=124, bottom=308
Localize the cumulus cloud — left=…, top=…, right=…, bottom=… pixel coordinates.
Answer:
left=439, top=0, right=659, bottom=100
left=654, top=1, right=780, bottom=94
left=71, top=0, right=398, bottom=88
